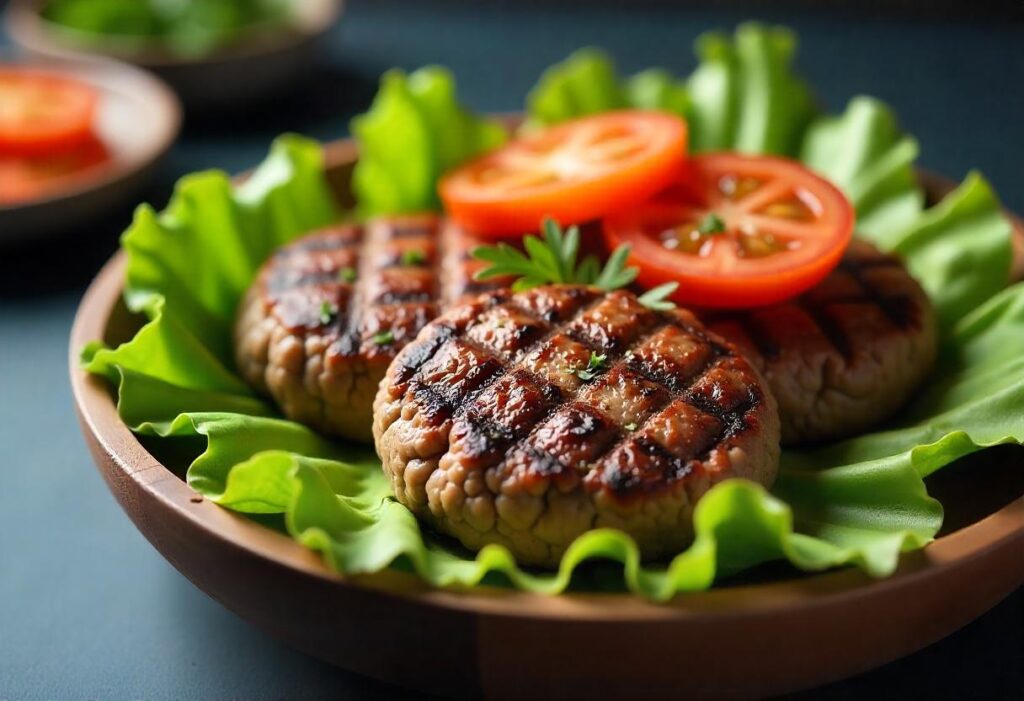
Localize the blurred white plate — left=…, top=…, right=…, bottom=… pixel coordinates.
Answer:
left=0, top=54, right=181, bottom=244
left=5, top=0, right=344, bottom=108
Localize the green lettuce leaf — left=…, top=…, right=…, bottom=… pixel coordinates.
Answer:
left=351, top=67, right=507, bottom=216
left=801, top=96, right=924, bottom=239
left=870, top=172, right=1013, bottom=333
left=528, top=28, right=923, bottom=241
left=687, top=23, right=816, bottom=155
left=83, top=118, right=1022, bottom=599
left=525, top=48, right=689, bottom=127
left=83, top=133, right=337, bottom=426
left=117, top=134, right=338, bottom=363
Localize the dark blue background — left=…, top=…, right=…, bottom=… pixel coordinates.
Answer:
left=1, top=2, right=1022, bottom=698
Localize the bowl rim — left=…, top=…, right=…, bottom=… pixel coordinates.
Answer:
left=0, top=52, right=182, bottom=213
left=4, top=0, right=345, bottom=69
left=68, top=135, right=1024, bottom=621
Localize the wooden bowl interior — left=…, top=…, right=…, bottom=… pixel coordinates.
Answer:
left=68, top=137, right=1024, bottom=698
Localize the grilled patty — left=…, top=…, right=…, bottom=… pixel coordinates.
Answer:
left=702, top=239, right=937, bottom=445
left=373, top=285, right=780, bottom=567
left=234, top=214, right=507, bottom=442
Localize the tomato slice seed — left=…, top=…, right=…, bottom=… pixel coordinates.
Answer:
left=604, top=152, right=855, bottom=308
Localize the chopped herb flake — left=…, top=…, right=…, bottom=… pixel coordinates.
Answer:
left=637, top=282, right=679, bottom=311
left=624, top=422, right=637, bottom=432
left=373, top=330, right=395, bottom=345
left=338, top=266, right=357, bottom=283
left=698, top=212, right=727, bottom=235
left=576, top=351, right=607, bottom=381
left=401, top=249, right=427, bottom=266
left=318, top=301, right=336, bottom=325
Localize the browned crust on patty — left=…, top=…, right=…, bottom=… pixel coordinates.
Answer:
left=702, top=239, right=937, bottom=445
left=373, top=286, right=780, bottom=567
left=233, top=214, right=508, bottom=442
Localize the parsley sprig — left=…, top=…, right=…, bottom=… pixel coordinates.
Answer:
left=472, top=217, right=678, bottom=309
left=698, top=212, right=726, bottom=235
left=401, top=249, right=427, bottom=266
left=576, top=351, right=607, bottom=381
left=373, top=330, right=395, bottom=345
left=318, top=301, right=337, bottom=325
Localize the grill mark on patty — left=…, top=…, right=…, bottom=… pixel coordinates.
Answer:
left=389, top=222, right=437, bottom=239
left=843, top=262, right=918, bottom=330
left=392, top=324, right=457, bottom=388
left=336, top=218, right=389, bottom=357
left=403, top=292, right=607, bottom=427
left=838, top=249, right=904, bottom=272
left=594, top=436, right=697, bottom=496
left=275, top=225, right=360, bottom=255
left=796, top=296, right=853, bottom=361
left=623, top=325, right=720, bottom=393
left=373, top=290, right=435, bottom=305
left=265, top=269, right=344, bottom=295
left=685, top=375, right=759, bottom=439
left=257, top=216, right=507, bottom=363
left=734, top=313, right=781, bottom=361
left=698, top=243, right=927, bottom=373
left=566, top=335, right=763, bottom=500
left=396, top=287, right=767, bottom=503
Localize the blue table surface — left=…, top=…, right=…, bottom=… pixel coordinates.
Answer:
left=1, top=2, right=1022, bottom=698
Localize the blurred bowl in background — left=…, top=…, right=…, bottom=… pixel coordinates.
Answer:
left=0, top=53, right=180, bottom=244
left=4, top=0, right=344, bottom=109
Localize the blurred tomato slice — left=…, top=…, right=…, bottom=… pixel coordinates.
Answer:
left=0, top=68, right=100, bottom=157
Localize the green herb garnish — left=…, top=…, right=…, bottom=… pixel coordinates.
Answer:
left=401, top=249, right=427, bottom=266
left=637, top=282, right=679, bottom=311
left=576, top=351, right=607, bottom=381
left=338, top=267, right=357, bottom=283
left=373, top=330, right=395, bottom=345
left=624, top=422, right=637, bottom=432
left=473, top=217, right=675, bottom=310
left=698, top=212, right=727, bottom=235
left=318, top=301, right=337, bottom=325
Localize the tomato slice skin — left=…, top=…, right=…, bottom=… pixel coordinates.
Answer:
left=0, top=134, right=110, bottom=206
left=603, top=152, right=855, bottom=309
left=0, top=68, right=99, bottom=157
left=440, top=111, right=688, bottom=238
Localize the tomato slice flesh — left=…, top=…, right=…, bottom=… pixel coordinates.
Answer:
left=0, top=69, right=99, bottom=157
left=440, top=111, right=688, bottom=238
left=0, top=134, right=110, bottom=206
left=603, top=153, right=854, bottom=308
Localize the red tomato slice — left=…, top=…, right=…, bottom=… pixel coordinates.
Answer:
left=603, top=153, right=855, bottom=308
left=0, top=135, right=110, bottom=206
left=440, top=111, right=688, bottom=237
left=0, top=68, right=99, bottom=157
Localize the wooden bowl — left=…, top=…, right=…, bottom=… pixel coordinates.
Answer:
left=70, top=138, right=1024, bottom=699
left=4, top=0, right=343, bottom=109
left=0, top=53, right=180, bottom=244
